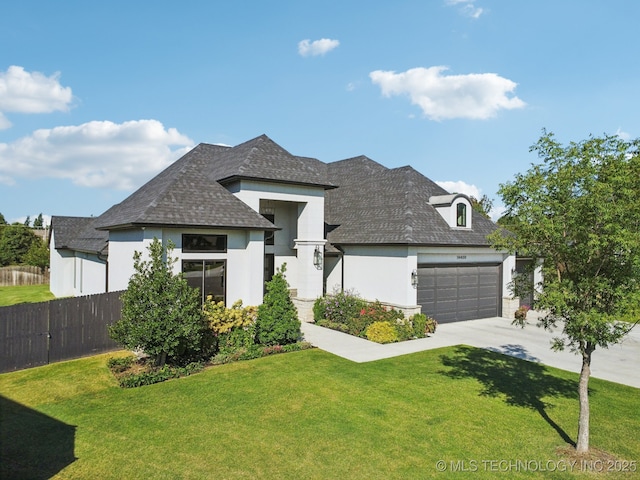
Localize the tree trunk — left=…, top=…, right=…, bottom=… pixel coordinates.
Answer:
left=576, top=346, right=592, bottom=453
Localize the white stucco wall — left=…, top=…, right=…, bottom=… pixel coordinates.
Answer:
left=341, top=245, right=416, bottom=307
left=50, top=232, right=75, bottom=297
left=50, top=230, right=107, bottom=297
left=108, top=227, right=265, bottom=306
left=230, top=180, right=326, bottom=301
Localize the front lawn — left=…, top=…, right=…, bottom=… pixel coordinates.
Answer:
left=0, top=283, right=54, bottom=306
left=1, top=347, right=638, bottom=479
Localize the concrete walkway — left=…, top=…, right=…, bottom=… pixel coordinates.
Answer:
left=300, top=317, right=640, bottom=388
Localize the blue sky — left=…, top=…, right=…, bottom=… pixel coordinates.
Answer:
left=2, top=0, right=639, bottom=225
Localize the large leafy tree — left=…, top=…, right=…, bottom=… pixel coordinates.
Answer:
left=489, top=131, right=639, bottom=453
left=109, top=238, right=206, bottom=366
left=0, top=225, right=39, bottom=266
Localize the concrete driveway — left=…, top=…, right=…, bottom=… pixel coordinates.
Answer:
left=300, top=316, right=640, bottom=388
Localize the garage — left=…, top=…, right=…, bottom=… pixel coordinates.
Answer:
left=417, top=264, right=501, bottom=323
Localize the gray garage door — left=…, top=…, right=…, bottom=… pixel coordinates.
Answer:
left=417, top=264, right=501, bottom=323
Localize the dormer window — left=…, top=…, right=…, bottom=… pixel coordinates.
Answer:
left=456, top=203, right=467, bottom=227
left=429, top=193, right=472, bottom=229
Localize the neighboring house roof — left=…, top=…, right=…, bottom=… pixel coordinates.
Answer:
left=50, top=216, right=109, bottom=255
left=325, top=158, right=499, bottom=247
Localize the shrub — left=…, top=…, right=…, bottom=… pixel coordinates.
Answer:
left=394, top=318, right=414, bottom=341
left=202, top=298, right=258, bottom=354
left=107, top=355, right=135, bottom=373
left=365, top=321, right=398, bottom=344
left=255, top=264, right=300, bottom=346
left=110, top=360, right=203, bottom=388
left=313, top=289, right=366, bottom=324
left=109, top=238, right=206, bottom=367
left=425, top=316, right=437, bottom=334
left=346, top=315, right=376, bottom=337
left=316, top=319, right=351, bottom=333
left=410, top=313, right=427, bottom=338
left=514, top=305, right=530, bottom=321
left=359, top=301, right=404, bottom=324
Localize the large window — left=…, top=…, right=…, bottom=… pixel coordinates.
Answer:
left=183, top=260, right=226, bottom=304
left=456, top=203, right=467, bottom=227
left=182, top=234, right=227, bottom=253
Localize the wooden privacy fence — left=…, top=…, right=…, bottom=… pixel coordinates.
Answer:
left=0, top=291, right=123, bottom=373
left=0, top=266, right=50, bottom=286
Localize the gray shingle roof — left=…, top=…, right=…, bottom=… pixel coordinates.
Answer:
left=94, top=135, right=334, bottom=231
left=212, top=135, right=334, bottom=188
left=325, top=158, right=499, bottom=246
left=51, top=216, right=109, bottom=255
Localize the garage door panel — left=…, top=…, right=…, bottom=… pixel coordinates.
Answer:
left=417, top=264, right=500, bottom=323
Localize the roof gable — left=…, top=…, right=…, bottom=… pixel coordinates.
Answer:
left=94, top=144, right=275, bottom=231
left=213, top=134, right=334, bottom=188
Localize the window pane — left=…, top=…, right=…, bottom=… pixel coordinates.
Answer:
left=182, top=260, right=226, bottom=304
left=182, top=234, right=227, bottom=253
left=456, top=204, right=466, bottom=227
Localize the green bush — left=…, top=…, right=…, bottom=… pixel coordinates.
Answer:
left=109, top=238, right=206, bottom=367
left=410, top=313, right=427, bottom=338
left=106, top=356, right=135, bottom=373
left=365, top=321, right=398, bottom=344
left=255, top=264, right=300, bottom=346
left=202, top=298, right=258, bottom=355
left=316, top=319, right=351, bottom=333
left=345, top=315, right=376, bottom=337
left=313, top=289, right=366, bottom=324
left=359, top=301, right=404, bottom=324
left=393, top=318, right=414, bottom=341
left=112, top=361, right=204, bottom=388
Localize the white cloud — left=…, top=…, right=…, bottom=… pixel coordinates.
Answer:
left=0, top=119, right=193, bottom=189
left=370, top=66, right=526, bottom=120
left=436, top=180, right=481, bottom=199
left=298, top=38, right=340, bottom=57
left=615, top=127, right=631, bottom=140
left=445, top=0, right=484, bottom=19
left=0, top=66, right=74, bottom=129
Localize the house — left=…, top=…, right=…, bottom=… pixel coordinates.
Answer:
left=50, top=135, right=518, bottom=322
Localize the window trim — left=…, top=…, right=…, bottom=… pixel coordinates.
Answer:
left=182, top=234, right=227, bottom=253
left=456, top=203, right=467, bottom=227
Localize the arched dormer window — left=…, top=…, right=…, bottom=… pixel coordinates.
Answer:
left=429, top=194, right=472, bottom=229
left=456, top=203, right=467, bottom=227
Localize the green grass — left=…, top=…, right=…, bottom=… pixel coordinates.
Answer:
left=1, top=346, right=638, bottom=479
left=0, top=284, right=54, bottom=306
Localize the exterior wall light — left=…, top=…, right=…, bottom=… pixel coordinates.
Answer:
left=411, top=269, right=419, bottom=288
left=313, top=246, right=323, bottom=270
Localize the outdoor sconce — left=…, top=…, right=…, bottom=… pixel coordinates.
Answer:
left=411, top=269, right=419, bottom=288
left=313, top=246, right=323, bottom=270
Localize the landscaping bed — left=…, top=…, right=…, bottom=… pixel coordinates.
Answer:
left=313, top=290, right=436, bottom=343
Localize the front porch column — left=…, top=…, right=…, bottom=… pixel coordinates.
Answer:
left=293, top=239, right=326, bottom=321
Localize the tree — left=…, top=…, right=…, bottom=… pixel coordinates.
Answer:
left=33, top=213, right=44, bottom=229
left=255, top=263, right=301, bottom=346
left=24, top=238, right=50, bottom=272
left=23, top=216, right=30, bottom=227
left=109, top=238, right=207, bottom=366
left=470, top=194, right=494, bottom=219
left=0, top=225, right=39, bottom=266
left=489, top=130, right=640, bottom=453
left=0, top=213, right=6, bottom=225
